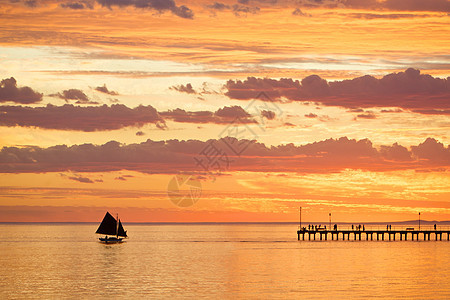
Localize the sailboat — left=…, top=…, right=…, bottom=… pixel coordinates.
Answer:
left=95, top=212, right=128, bottom=243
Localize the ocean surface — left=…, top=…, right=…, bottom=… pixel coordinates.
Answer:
left=1, top=223, right=449, bottom=299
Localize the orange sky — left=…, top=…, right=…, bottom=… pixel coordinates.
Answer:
left=0, top=0, right=449, bottom=222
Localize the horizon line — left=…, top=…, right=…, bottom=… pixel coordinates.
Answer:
left=1, top=220, right=449, bottom=225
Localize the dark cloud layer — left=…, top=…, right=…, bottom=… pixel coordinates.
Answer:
left=161, top=105, right=256, bottom=124
left=60, top=1, right=93, bottom=9
left=96, top=0, right=194, bottom=19
left=298, top=0, right=450, bottom=13
left=0, top=137, right=447, bottom=174
left=0, top=104, right=259, bottom=131
left=225, top=69, right=450, bottom=114
left=0, top=77, right=42, bottom=104
left=0, top=104, right=165, bottom=131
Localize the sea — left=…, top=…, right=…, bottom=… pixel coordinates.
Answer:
left=1, top=223, right=449, bottom=299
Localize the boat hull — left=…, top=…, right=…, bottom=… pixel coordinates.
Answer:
left=99, top=237, right=124, bottom=244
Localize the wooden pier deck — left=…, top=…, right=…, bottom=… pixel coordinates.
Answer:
left=297, top=228, right=450, bottom=241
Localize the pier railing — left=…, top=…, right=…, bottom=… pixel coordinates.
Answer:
left=298, top=225, right=450, bottom=231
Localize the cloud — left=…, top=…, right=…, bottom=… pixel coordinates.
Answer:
left=356, top=111, right=377, bottom=119
left=0, top=137, right=447, bottom=174
left=53, top=89, right=99, bottom=104
left=380, top=108, right=403, bottom=113
left=206, top=2, right=260, bottom=16
left=207, top=2, right=230, bottom=10
left=382, top=0, right=450, bottom=13
left=161, top=105, right=256, bottom=124
left=347, top=13, right=433, bottom=19
left=224, top=69, right=450, bottom=114
left=115, top=175, right=134, bottom=181
left=96, top=0, right=194, bottom=19
left=60, top=2, right=93, bottom=9
left=94, top=84, right=119, bottom=95
left=411, top=138, right=450, bottom=163
left=0, top=104, right=165, bottom=131
left=292, top=8, right=311, bottom=16
left=0, top=77, right=43, bottom=104
left=261, top=110, right=276, bottom=120
left=379, top=143, right=412, bottom=161
left=304, top=113, right=317, bottom=118
left=68, top=175, right=95, bottom=183
left=170, top=82, right=219, bottom=95
left=136, top=130, right=145, bottom=136
left=232, top=4, right=260, bottom=16
left=170, top=83, right=196, bottom=94
left=24, top=0, right=37, bottom=7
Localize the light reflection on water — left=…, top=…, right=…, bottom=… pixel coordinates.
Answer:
left=0, top=223, right=449, bottom=299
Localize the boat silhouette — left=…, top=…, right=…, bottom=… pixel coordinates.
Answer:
left=95, top=212, right=127, bottom=243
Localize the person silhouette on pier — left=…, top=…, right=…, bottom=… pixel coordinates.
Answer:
left=434, top=224, right=437, bottom=230
left=352, top=224, right=354, bottom=230
left=363, top=225, right=365, bottom=231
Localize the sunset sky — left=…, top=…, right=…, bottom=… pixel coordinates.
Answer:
left=0, top=0, right=449, bottom=223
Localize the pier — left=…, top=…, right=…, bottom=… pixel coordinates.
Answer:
left=297, top=227, right=450, bottom=241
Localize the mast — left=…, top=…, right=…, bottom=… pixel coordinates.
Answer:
left=116, top=213, right=119, bottom=238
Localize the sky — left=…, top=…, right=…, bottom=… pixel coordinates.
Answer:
left=0, top=0, right=449, bottom=223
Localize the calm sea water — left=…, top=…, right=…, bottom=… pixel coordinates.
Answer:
left=1, top=223, right=449, bottom=299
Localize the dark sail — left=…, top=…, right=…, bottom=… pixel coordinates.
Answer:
left=95, top=212, right=118, bottom=236
left=117, top=220, right=127, bottom=237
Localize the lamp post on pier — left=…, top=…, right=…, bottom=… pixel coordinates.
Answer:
left=419, top=212, right=421, bottom=231
left=329, top=213, right=331, bottom=230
